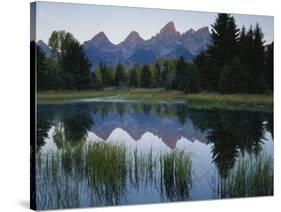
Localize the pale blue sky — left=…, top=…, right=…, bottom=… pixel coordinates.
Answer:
left=35, top=1, right=274, bottom=45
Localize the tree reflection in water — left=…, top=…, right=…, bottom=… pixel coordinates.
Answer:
left=36, top=102, right=273, bottom=209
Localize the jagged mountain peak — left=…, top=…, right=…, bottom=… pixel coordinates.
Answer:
left=160, top=21, right=176, bottom=33
left=123, top=31, right=144, bottom=44
left=158, top=21, right=180, bottom=39
left=37, top=39, right=52, bottom=57
left=91, top=31, right=112, bottom=44
left=185, top=28, right=196, bottom=34
left=196, top=26, right=210, bottom=34
left=81, top=22, right=211, bottom=69
left=37, top=39, right=46, bottom=45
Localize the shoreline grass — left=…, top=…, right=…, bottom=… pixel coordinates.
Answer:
left=36, top=140, right=193, bottom=209
left=37, top=88, right=273, bottom=111
left=216, top=155, right=273, bottom=198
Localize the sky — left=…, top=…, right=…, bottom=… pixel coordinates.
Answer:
left=35, top=1, right=274, bottom=45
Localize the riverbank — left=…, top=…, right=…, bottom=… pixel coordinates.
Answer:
left=37, top=88, right=273, bottom=111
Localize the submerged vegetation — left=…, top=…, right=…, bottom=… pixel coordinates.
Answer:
left=160, top=150, right=192, bottom=200
left=216, top=155, right=273, bottom=198
left=35, top=101, right=274, bottom=209
left=36, top=140, right=193, bottom=209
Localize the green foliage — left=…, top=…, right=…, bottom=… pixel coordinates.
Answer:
left=60, top=39, right=92, bottom=90
left=91, top=66, right=103, bottom=89
left=217, top=155, right=273, bottom=198
left=140, top=64, right=153, bottom=88
left=99, top=63, right=114, bottom=86
left=206, top=13, right=240, bottom=91
left=160, top=150, right=192, bottom=200
left=251, top=24, right=267, bottom=93
left=193, top=14, right=271, bottom=94
left=173, top=57, right=200, bottom=93
left=174, top=56, right=188, bottom=90
left=265, top=42, right=273, bottom=91
left=162, top=60, right=176, bottom=89
left=128, top=65, right=140, bottom=87
left=114, top=63, right=126, bottom=86
left=39, top=15, right=272, bottom=95
left=153, top=61, right=161, bottom=87
left=36, top=139, right=193, bottom=209
left=184, top=63, right=200, bottom=93
left=219, top=57, right=247, bottom=93
left=48, top=30, right=76, bottom=60
left=37, top=46, right=60, bottom=91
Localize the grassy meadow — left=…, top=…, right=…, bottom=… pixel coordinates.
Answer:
left=37, top=88, right=273, bottom=111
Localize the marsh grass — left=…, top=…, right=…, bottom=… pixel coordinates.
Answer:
left=216, top=155, right=273, bottom=198
left=85, top=142, right=127, bottom=205
left=38, top=88, right=272, bottom=111
left=160, top=150, right=192, bottom=201
left=36, top=140, right=193, bottom=209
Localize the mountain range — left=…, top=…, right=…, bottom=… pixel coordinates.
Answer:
left=38, top=21, right=211, bottom=69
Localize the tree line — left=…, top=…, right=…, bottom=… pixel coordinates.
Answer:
left=37, top=13, right=273, bottom=94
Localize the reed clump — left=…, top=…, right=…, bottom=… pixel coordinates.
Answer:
left=217, top=155, right=273, bottom=198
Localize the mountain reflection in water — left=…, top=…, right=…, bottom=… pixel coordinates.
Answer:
left=35, top=101, right=273, bottom=209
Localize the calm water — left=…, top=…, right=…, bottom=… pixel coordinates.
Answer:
left=35, top=101, right=273, bottom=210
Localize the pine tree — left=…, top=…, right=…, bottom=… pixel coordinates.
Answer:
left=140, top=64, right=152, bottom=88
left=114, top=63, right=126, bottom=86
left=60, top=40, right=92, bottom=90
left=184, top=63, right=200, bottom=93
left=154, top=61, right=161, bottom=87
left=37, top=45, right=60, bottom=90
left=99, top=63, right=114, bottom=86
left=161, top=60, right=176, bottom=89
left=193, top=52, right=208, bottom=91
left=238, top=25, right=251, bottom=92
left=219, top=57, right=247, bottom=93
left=265, top=42, right=273, bottom=92
left=174, top=56, right=188, bottom=90
left=37, top=45, right=48, bottom=91
left=238, top=26, right=247, bottom=63
left=252, top=23, right=267, bottom=93
left=207, top=13, right=240, bottom=91
left=243, top=26, right=255, bottom=92
left=128, top=65, right=139, bottom=87
left=93, top=66, right=103, bottom=88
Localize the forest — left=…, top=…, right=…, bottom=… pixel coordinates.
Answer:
left=36, top=13, right=273, bottom=94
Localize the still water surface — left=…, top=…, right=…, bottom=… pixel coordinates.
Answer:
left=36, top=101, right=273, bottom=210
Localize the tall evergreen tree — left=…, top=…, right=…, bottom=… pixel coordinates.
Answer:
left=193, top=52, right=208, bottom=91
left=238, top=26, right=248, bottom=63
left=60, top=39, right=92, bottom=90
left=154, top=61, right=161, bottom=87
left=128, top=65, right=139, bottom=87
left=99, top=63, right=114, bottom=86
left=207, top=13, right=240, bottom=91
left=161, top=60, right=176, bottom=89
left=184, top=63, right=200, bottom=93
left=37, top=45, right=48, bottom=91
left=37, top=45, right=60, bottom=90
left=265, top=42, right=273, bottom=92
left=219, top=57, right=247, bottom=93
left=252, top=23, right=266, bottom=93
left=174, top=56, right=188, bottom=90
left=93, top=66, right=103, bottom=88
left=140, top=64, right=153, bottom=88
left=114, top=63, right=126, bottom=86
left=243, top=26, right=255, bottom=92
